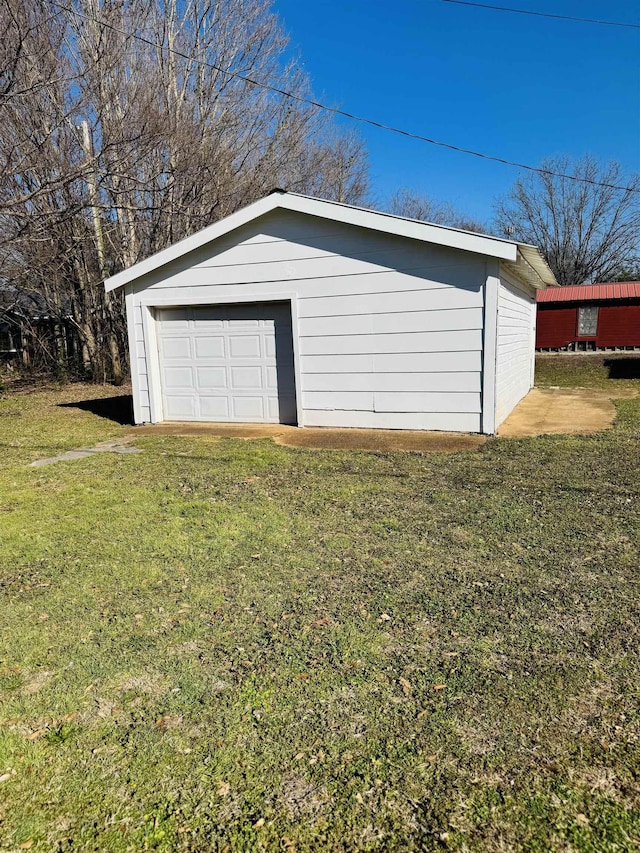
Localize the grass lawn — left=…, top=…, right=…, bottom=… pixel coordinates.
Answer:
left=535, top=352, right=640, bottom=392
left=0, top=370, right=639, bottom=851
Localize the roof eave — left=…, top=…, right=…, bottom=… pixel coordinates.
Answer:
left=502, top=244, right=558, bottom=290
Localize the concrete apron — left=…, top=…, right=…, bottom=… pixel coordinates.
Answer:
left=498, top=388, right=618, bottom=438
left=137, top=386, right=630, bottom=447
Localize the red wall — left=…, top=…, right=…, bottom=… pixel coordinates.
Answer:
left=596, top=305, right=640, bottom=347
left=536, top=301, right=640, bottom=348
left=536, top=306, right=577, bottom=348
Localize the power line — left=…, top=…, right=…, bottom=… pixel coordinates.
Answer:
left=440, top=0, right=640, bottom=29
left=46, top=1, right=640, bottom=194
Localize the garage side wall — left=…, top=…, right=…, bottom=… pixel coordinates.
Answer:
left=124, top=289, right=150, bottom=424
left=128, top=210, right=489, bottom=431
left=495, top=267, right=537, bottom=428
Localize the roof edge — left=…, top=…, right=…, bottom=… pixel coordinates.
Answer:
left=104, top=192, right=555, bottom=292
left=537, top=281, right=640, bottom=303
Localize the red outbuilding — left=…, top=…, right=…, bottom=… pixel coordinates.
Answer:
left=536, top=282, right=640, bottom=350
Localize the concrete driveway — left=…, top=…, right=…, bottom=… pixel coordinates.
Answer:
left=498, top=387, right=631, bottom=438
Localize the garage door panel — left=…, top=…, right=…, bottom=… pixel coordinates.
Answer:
left=229, top=318, right=261, bottom=329
left=266, top=365, right=278, bottom=389
left=164, top=396, right=197, bottom=418
left=164, top=366, right=194, bottom=389
left=192, top=317, right=224, bottom=329
left=228, top=335, right=262, bottom=359
left=196, top=367, right=227, bottom=389
left=267, top=397, right=281, bottom=420
left=157, top=303, right=296, bottom=424
left=194, top=336, right=225, bottom=358
left=162, top=337, right=191, bottom=359
left=199, top=396, right=230, bottom=418
left=232, top=397, right=265, bottom=419
left=230, top=366, right=263, bottom=389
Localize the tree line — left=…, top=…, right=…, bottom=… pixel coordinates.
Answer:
left=1, top=0, right=638, bottom=381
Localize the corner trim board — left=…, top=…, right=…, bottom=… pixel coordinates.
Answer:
left=481, top=263, right=499, bottom=435
left=124, top=285, right=143, bottom=424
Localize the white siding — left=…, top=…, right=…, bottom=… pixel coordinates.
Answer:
left=129, top=301, right=151, bottom=417
left=128, top=210, right=487, bottom=431
left=495, top=268, right=536, bottom=428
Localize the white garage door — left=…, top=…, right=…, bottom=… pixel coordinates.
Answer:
left=156, top=303, right=297, bottom=423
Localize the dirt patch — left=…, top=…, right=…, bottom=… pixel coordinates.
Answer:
left=132, top=422, right=486, bottom=453
left=537, top=612, right=592, bottom=637
left=570, top=766, right=640, bottom=807
left=274, top=427, right=486, bottom=453
left=115, top=673, right=168, bottom=695
left=280, top=772, right=329, bottom=820
left=133, top=422, right=287, bottom=440
left=456, top=719, right=498, bottom=756
left=21, top=670, right=54, bottom=695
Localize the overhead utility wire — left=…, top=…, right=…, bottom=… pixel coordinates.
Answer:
left=50, top=0, right=639, bottom=194
left=440, top=0, right=640, bottom=29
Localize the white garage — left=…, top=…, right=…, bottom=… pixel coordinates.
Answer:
left=105, top=191, right=557, bottom=434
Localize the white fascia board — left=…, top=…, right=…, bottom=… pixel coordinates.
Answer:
left=280, top=194, right=518, bottom=263
left=104, top=191, right=519, bottom=293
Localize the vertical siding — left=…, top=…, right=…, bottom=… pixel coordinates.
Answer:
left=536, top=305, right=577, bottom=348
left=129, top=210, right=488, bottom=431
left=495, top=269, right=536, bottom=427
left=597, top=303, right=640, bottom=347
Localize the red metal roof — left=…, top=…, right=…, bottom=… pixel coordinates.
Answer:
left=537, top=282, right=640, bottom=303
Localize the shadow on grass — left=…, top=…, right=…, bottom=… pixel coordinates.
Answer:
left=58, top=395, right=134, bottom=426
left=605, top=357, right=640, bottom=380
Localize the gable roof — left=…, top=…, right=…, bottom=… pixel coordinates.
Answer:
left=537, top=281, right=640, bottom=303
left=104, top=190, right=557, bottom=293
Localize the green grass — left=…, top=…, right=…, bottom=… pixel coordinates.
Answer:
left=0, top=375, right=639, bottom=851
left=535, top=353, right=640, bottom=392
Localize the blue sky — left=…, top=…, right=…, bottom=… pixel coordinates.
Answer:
left=274, top=0, right=640, bottom=224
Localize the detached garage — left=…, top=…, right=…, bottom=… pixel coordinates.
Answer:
left=105, top=191, right=557, bottom=434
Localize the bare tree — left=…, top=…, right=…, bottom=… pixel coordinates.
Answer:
left=0, top=0, right=370, bottom=381
left=289, top=130, right=369, bottom=204
left=387, top=188, right=488, bottom=233
left=494, top=155, right=640, bottom=285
